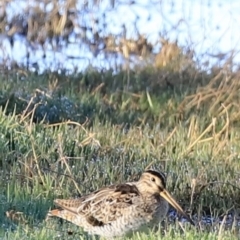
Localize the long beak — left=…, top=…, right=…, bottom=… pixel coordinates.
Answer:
left=160, top=189, right=195, bottom=226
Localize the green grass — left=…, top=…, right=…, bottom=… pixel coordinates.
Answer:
left=0, top=67, right=240, bottom=239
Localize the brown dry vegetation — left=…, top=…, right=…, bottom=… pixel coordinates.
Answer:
left=0, top=0, right=198, bottom=72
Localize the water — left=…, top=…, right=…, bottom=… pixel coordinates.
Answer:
left=0, top=0, right=239, bottom=72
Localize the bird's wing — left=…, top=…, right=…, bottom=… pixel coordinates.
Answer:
left=54, top=183, right=141, bottom=226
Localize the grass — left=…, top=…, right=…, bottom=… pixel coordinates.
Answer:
left=0, top=66, right=240, bottom=239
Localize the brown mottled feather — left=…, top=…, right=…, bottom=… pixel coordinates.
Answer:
left=54, top=183, right=141, bottom=224
left=48, top=170, right=194, bottom=238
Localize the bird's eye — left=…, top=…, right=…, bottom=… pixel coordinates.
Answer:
left=150, top=177, right=155, bottom=182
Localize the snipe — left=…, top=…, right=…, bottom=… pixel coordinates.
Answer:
left=48, top=170, right=194, bottom=238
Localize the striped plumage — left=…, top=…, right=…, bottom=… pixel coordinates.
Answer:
left=48, top=170, right=194, bottom=238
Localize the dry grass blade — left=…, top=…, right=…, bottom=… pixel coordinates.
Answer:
left=6, top=210, right=28, bottom=224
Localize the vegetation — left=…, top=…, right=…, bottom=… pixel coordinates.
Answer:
left=0, top=63, right=240, bottom=240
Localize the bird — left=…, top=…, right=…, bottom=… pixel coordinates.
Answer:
left=48, top=169, right=194, bottom=238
